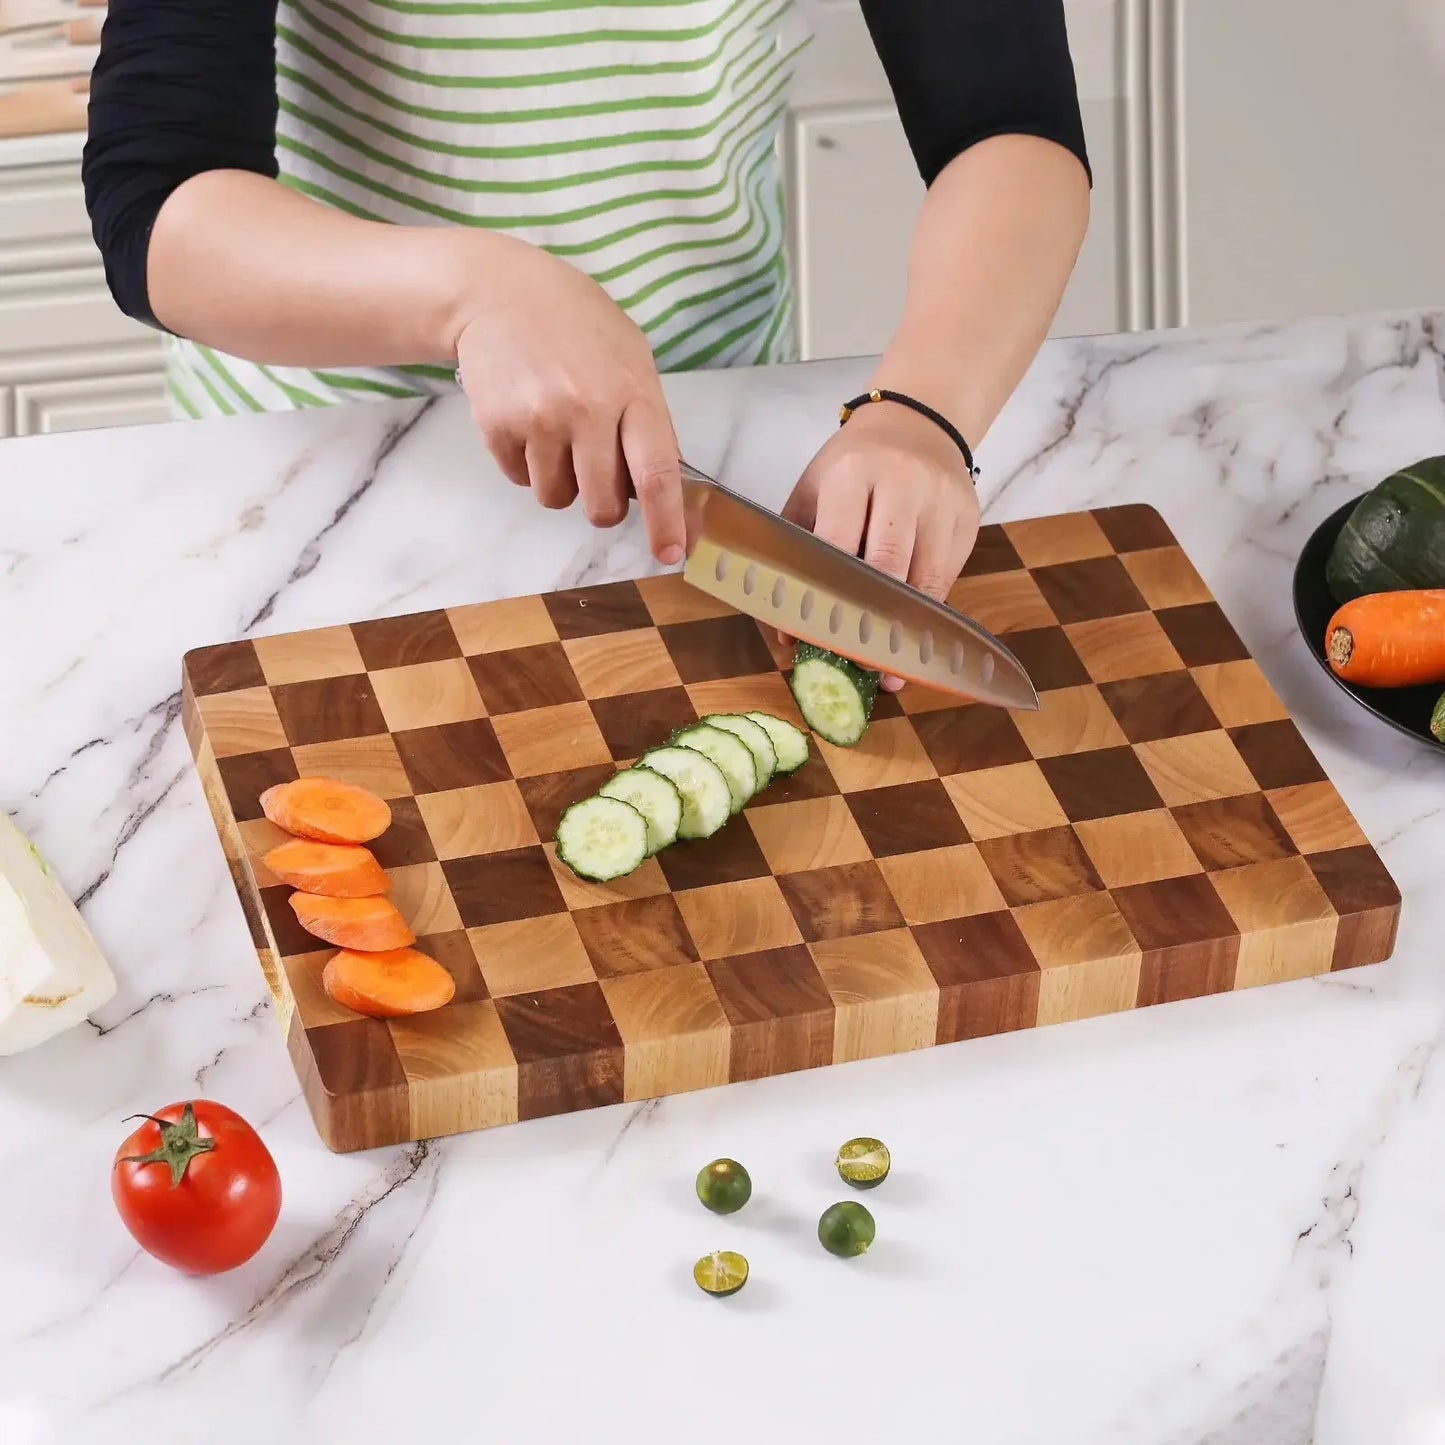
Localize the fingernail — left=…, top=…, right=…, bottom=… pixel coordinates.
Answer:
left=659, top=545, right=683, bottom=566
left=882, top=675, right=905, bottom=693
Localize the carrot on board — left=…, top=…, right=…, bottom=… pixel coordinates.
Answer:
left=1326, top=590, right=1445, bottom=688
left=322, top=947, right=456, bottom=1018
left=288, top=893, right=415, bottom=951
left=262, top=839, right=390, bottom=898
left=260, top=777, right=391, bottom=845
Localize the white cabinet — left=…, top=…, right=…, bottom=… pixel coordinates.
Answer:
left=0, top=134, right=167, bottom=436
left=783, top=0, right=1445, bottom=356
left=11, top=362, right=168, bottom=434
left=784, top=0, right=1128, bottom=360
left=789, top=107, right=918, bottom=361
left=1168, top=0, right=1445, bottom=328
left=0, top=346, right=167, bottom=437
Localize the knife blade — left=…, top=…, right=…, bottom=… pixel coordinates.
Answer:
left=677, top=461, right=1038, bottom=711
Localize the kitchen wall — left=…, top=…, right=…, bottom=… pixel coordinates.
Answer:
left=1, top=0, right=1442, bottom=436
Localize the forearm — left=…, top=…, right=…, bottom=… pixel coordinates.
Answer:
left=147, top=172, right=506, bottom=367
left=870, top=133, right=1090, bottom=449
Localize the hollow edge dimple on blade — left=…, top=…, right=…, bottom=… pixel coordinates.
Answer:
left=683, top=539, right=1038, bottom=709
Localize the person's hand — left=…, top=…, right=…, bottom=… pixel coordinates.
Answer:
left=453, top=239, right=685, bottom=564
left=781, top=399, right=981, bottom=691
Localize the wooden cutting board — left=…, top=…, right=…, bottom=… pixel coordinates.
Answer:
left=182, top=505, right=1401, bottom=1152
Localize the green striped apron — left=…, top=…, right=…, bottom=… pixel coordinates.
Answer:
left=167, top=0, right=810, bottom=419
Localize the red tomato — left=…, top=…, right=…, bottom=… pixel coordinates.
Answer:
left=111, top=1100, right=282, bottom=1275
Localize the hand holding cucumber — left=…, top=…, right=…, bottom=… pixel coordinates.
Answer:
left=780, top=399, right=980, bottom=692
left=554, top=406, right=983, bottom=880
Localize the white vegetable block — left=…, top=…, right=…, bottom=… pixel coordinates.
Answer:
left=0, top=813, right=115, bottom=1054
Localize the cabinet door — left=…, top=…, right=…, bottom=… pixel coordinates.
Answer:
left=1175, top=0, right=1445, bottom=326
left=0, top=344, right=168, bottom=433
left=789, top=106, right=918, bottom=362
left=0, top=154, right=166, bottom=431
left=0, top=158, right=155, bottom=358
left=14, top=371, right=168, bottom=435
left=785, top=0, right=1125, bottom=361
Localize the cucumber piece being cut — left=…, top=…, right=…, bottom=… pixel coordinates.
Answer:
left=671, top=724, right=757, bottom=813
left=599, top=767, right=683, bottom=856
left=744, top=712, right=809, bottom=775
left=637, top=746, right=732, bottom=840
left=702, top=714, right=777, bottom=787
left=789, top=643, right=878, bottom=747
left=555, top=796, right=648, bottom=882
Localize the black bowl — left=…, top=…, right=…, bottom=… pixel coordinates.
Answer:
left=1293, top=499, right=1444, bottom=753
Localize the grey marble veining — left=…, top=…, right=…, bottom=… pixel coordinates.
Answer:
left=1, top=309, right=1443, bottom=1445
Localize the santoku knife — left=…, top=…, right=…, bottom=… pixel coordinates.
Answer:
left=677, top=461, right=1038, bottom=711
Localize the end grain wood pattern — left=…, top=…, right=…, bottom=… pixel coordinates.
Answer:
left=183, top=506, right=1402, bottom=1151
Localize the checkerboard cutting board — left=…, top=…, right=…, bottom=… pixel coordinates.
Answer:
left=182, top=504, right=1401, bottom=1152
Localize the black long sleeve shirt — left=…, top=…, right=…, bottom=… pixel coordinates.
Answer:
left=82, top=0, right=1091, bottom=330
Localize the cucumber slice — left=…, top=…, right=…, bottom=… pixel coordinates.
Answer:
left=671, top=724, right=757, bottom=813
left=789, top=643, right=878, bottom=747
left=599, top=767, right=682, bottom=856
left=555, top=796, right=648, bottom=882
left=637, top=746, right=732, bottom=840
left=701, top=714, right=776, bottom=789
left=744, top=712, right=809, bottom=775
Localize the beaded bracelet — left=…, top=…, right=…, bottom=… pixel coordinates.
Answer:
left=838, top=388, right=979, bottom=481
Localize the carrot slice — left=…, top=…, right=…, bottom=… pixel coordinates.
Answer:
left=1326, top=589, right=1445, bottom=687
left=288, top=893, right=415, bottom=951
left=260, top=777, right=391, bottom=845
left=262, top=839, right=390, bottom=898
left=322, top=947, right=456, bottom=1018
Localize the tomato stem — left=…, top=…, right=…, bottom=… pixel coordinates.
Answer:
left=121, top=1102, right=216, bottom=1188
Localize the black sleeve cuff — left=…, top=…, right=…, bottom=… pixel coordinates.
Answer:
left=82, top=0, right=281, bottom=330
left=860, top=0, right=1092, bottom=188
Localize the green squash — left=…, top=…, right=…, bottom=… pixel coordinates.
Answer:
left=1432, top=690, right=1445, bottom=744
left=1326, top=456, right=1445, bottom=603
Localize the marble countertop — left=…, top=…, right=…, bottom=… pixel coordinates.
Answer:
left=2, top=310, right=1443, bottom=1445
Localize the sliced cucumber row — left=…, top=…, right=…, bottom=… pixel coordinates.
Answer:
left=789, top=642, right=879, bottom=748
left=554, top=711, right=811, bottom=881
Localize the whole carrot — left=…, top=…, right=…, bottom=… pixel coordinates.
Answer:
left=1326, top=590, right=1445, bottom=688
